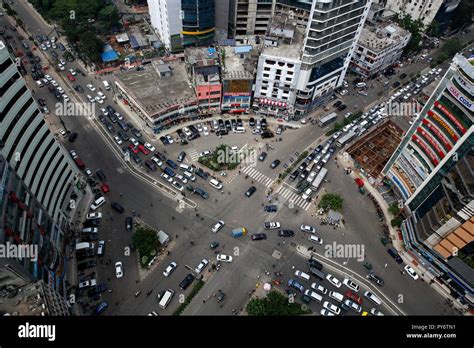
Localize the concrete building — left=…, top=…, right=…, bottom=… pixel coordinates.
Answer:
left=375, top=0, right=445, bottom=28
left=114, top=59, right=199, bottom=133
left=294, top=0, right=371, bottom=116
left=220, top=45, right=255, bottom=113
left=148, top=0, right=215, bottom=52
left=0, top=42, right=84, bottom=293
left=351, top=21, right=411, bottom=78
left=232, top=0, right=275, bottom=37
left=383, top=54, right=474, bottom=305
left=253, top=15, right=304, bottom=118
left=185, top=46, right=222, bottom=113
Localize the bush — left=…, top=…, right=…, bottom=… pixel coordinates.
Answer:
left=198, top=144, right=242, bottom=171
left=391, top=218, right=402, bottom=227
left=246, top=291, right=311, bottom=316
left=388, top=203, right=402, bottom=216
left=173, top=280, right=205, bottom=315
left=132, top=226, right=160, bottom=269
left=318, top=193, right=343, bottom=211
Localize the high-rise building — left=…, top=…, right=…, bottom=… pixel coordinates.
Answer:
left=383, top=54, right=473, bottom=304
left=374, top=0, right=445, bottom=28
left=148, top=0, right=216, bottom=52
left=0, top=42, right=84, bottom=293
left=294, top=0, right=371, bottom=116
left=232, top=0, right=275, bottom=37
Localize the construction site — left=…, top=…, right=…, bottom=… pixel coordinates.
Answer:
left=346, top=120, right=405, bottom=180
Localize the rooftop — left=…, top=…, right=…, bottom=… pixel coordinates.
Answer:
left=221, top=46, right=255, bottom=80
left=358, top=21, right=410, bottom=52
left=115, top=60, right=196, bottom=119
left=261, top=15, right=305, bottom=60
left=185, top=46, right=219, bottom=67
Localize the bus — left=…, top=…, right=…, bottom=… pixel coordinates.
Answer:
left=318, top=112, right=338, bottom=127
left=159, top=289, right=175, bottom=309
left=311, top=167, right=328, bottom=191
left=336, top=131, right=356, bottom=147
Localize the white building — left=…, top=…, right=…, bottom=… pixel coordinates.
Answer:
left=375, top=0, right=445, bottom=28
left=148, top=0, right=183, bottom=51
left=294, top=0, right=372, bottom=116
left=351, top=21, right=411, bottom=78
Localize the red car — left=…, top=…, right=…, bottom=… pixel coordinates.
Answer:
left=345, top=290, right=363, bottom=305
left=128, top=144, right=139, bottom=154
left=67, top=74, right=76, bottom=81
left=138, top=144, right=150, bottom=155
left=100, top=184, right=110, bottom=193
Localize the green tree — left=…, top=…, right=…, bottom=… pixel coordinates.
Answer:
left=397, top=12, right=425, bottom=55
left=98, top=5, right=120, bottom=29
left=427, top=20, right=441, bottom=38
left=76, top=30, right=103, bottom=63
left=318, top=193, right=343, bottom=211
left=388, top=203, right=401, bottom=216
left=246, top=291, right=310, bottom=316
left=132, top=226, right=159, bottom=268
left=391, top=218, right=402, bottom=227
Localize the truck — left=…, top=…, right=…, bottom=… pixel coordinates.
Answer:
left=318, top=112, right=338, bottom=127
left=102, top=80, right=111, bottom=91
left=336, top=131, right=356, bottom=148
left=231, top=227, right=247, bottom=238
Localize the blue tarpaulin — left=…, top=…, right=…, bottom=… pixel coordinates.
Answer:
left=234, top=45, right=252, bottom=54
left=101, top=45, right=119, bottom=62
left=129, top=35, right=139, bottom=49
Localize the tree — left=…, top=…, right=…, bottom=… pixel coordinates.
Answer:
left=427, top=20, right=441, bottom=38
left=388, top=203, right=401, bottom=216
left=318, top=193, right=343, bottom=211
left=246, top=291, right=310, bottom=316
left=397, top=12, right=425, bottom=55
left=76, top=30, right=103, bottom=63
left=132, top=226, right=159, bottom=268
left=391, top=218, right=402, bottom=227
left=98, top=5, right=120, bottom=29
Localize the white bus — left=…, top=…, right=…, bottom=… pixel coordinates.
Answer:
left=311, top=167, right=328, bottom=191
left=159, top=289, right=175, bottom=309
left=336, top=131, right=356, bottom=148
left=318, top=112, right=338, bottom=127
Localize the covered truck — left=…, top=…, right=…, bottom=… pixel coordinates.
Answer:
left=231, top=227, right=247, bottom=238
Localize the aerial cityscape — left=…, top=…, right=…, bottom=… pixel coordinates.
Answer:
left=0, top=0, right=473, bottom=334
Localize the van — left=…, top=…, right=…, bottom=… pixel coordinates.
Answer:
left=159, top=289, right=174, bottom=309
left=90, top=196, right=106, bottom=210
left=76, top=242, right=94, bottom=251
left=295, top=270, right=310, bottom=281
left=233, top=126, right=245, bottom=133
left=309, top=267, right=326, bottom=281
left=328, top=290, right=344, bottom=303
left=179, top=163, right=192, bottom=172
left=183, top=171, right=195, bottom=181
left=364, top=291, right=382, bottom=306
left=82, top=227, right=99, bottom=233
left=209, top=178, right=223, bottom=190
left=304, top=290, right=323, bottom=303
left=102, top=80, right=111, bottom=90
left=356, top=82, right=366, bottom=88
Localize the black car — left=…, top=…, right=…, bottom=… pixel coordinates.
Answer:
left=337, top=104, right=347, bottom=111
left=251, top=233, right=267, bottom=241
left=105, top=122, right=114, bottom=133
left=68, top=132, right=78, bottom=142
left=400, top=73, right=407, bottom=79
left=177, top=151, right=186, bottom=163
left=307, top=258, right=323, bottom=270
left=145, top=160, right=157, bottom=171
left=249, top=117, right=255, bottom=127
left=261, top=131, right=274, bottom=139
left=258, top=152, right=267, bottom=161
left=225, top=120, right=232, bottom=131
left=96, top=169, right=106, bottom=181
left=155, top=151, right=167, bottom=161
left=179, top=273, right=195, bottom=290
left=78, top=260, right=97, bottom=271
left=125, top=216, right=133, bottom=231
left=261, top=118, right=267, bottom=130
left=195, top=168, right=209, bottom=180
left=76, top=249, right=95, bottom=261
left=264, top=205, right=277, bottom=213
left=289, top=170, right=299, bottom=181
left=387, top=248, right=403, bottom=264
left=270, top=159, right=280, bottom=169
left=333, top=100, right=343, bottom=108
left=111, top=202, right=124, bottom=214
left=366, top=272, right=384, bottom=286
left=74, top=85, right=84, bottom=93
left=131, top=153, right=142, bottom=164
left=83, top=219, right=100, bottom=228
left=81, top=233, right=98, bottom=242
left=131, top=128, right=141, bottom=138
left=117, top=130, right=129, bottom=142
left=278, top=230, right=295, bottom=237
left=245, top=186, right=257, bottom=197
left=392, top=81, right=401, bottom=88
left=237, top=118, right=243, bottom=127
left=87, top=283, right=108, bottom=297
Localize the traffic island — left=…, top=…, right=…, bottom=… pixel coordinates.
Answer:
left=173, top=280, right=205, bottom=316
left=245, top=290, right=312, bottom=316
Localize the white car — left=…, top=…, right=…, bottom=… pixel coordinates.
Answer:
left=148, top=311, right=158, bottom=316
left=151, top=157, right=163, bottom=167
left=309, top=235, right=323, bottom=245
left=300, top=224, right=316, bottom=233
left=35, top=80, right=44, bottom=87
left=68, top=68, right=77, bottom=76
left=320, top=308, right=336, bottom=316
left=40, top=43, right=47, bottom=50
left=172, top=181, right=184, bottom=191
left=326, top=274, right=342, bottom=288
left=264, top=221, right=280, bottom=229
left=58, top=64, right=65, bottom=70
left=57, top=86, right=65, bottom=94
left=95, top=96, right=104, bottom=104
left=322, top=301, right=341, bottom=315
left=370, top=308, right=384, bottom=316
left=87, top=84, right=96, bottom=91
left=87, top=95, right=95, bottom=103
left=113, top=135, right=123, bottom=145
left=216, top=254, right=233, bottom=263
left=84, top=168, right=93, bottom=177
left=69, top=150, right=78, bottom=159
left=344, top=299, right=362, bottom=313
left=200, top=150, right=213, bottom=157
left=145, top=142, right=156, bottom=152
left=404, top=265, right=419, bottom=280
left=163, top=261, right=177, bottom=277
left=203, top=126, right=209, bottom=136
left=212, top=220, right=225, bottom=233
left=194, top=258, right=209, bottom=274
left=59, top=129, right=67, bottom=137
left=161, top=173, right=173, bottom=183
left=175, top=174, right=188, bottom=184
left=97, top=240, right=105, bottom=256
left=339, top=89, right=348, bottom=95
left=51, top=80, right=59, bottom=87
left=311, top=283, right=327, bottom=295
left=78, top=279, right=97, bottom=289
left=97, top=91, right=106, bottom=100
left=343, top=278, right=360, bottom=292
left=130, top=138, right=139, bottom=147
left=115, top=262, right=123, bottom=278
left=165, top=135, right=174, bottom=144
left=183, top=127, right=192, bottom=137
left=101, top=108, right=109, bottom=116
left=62, top=94, right=70, bottom=102
left=86, top=212, right=102, bottom=220
left=59, top=58, right=66, bottom=65
left=300, top=118, right=307, bottom=124
left=44, top=74, right=52, bottom=81
left=114, top=112, right=123, bottom=121
left=196, top=124, right=203, bottom=132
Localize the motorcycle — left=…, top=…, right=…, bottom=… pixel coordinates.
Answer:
left=134, top=290, right=141, bottom=297
left=146, top=290, right=153, bottom=296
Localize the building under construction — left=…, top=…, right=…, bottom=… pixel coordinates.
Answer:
left=347, top=120, right=404, bottom=180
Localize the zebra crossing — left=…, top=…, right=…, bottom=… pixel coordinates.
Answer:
left=241, top=166, right=274, bottom=187
left=187, top=148, right=200, bottom=161
left=276, top=186, right=312, bottom=211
